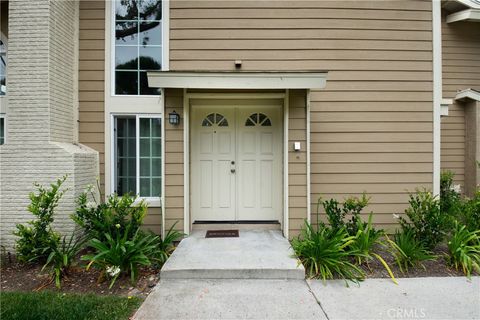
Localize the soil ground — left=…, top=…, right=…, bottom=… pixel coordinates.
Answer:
left=0, top=256, right=160, bottom=298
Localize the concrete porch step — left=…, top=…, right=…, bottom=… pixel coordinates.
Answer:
left=160, top=230, right=305, bottom=280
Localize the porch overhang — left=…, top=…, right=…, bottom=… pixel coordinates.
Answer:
left=147, top=71, right=328, bottom=90
left=454, top=88, right=480, bottom=102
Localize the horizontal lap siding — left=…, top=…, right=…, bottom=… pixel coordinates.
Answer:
left=164, top=89, right=185, bottom=232
left=78, top=0, right=105, bottom=194
left=288, top=90, right=307, bottom=237
left=169, top=0, right=433, bottom=232
left=440, top=15, right=480, bottom=188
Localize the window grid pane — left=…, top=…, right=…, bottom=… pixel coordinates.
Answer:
left=116, top=117, right=136, bottom=195
left=114, top=1, right=162, bottom=95
left=139, top=118, right=162, bottom=197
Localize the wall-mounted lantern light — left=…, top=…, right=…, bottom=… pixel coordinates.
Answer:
left=168, top=110, right=180, bottom=126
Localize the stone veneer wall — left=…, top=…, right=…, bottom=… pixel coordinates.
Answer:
left=0, top=0, right=98, bottom=250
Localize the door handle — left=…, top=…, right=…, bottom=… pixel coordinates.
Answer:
left=231, top=169, right=236, bottom=174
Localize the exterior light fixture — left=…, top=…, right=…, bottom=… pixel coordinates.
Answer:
left=168, top=110, right=180, bottom=126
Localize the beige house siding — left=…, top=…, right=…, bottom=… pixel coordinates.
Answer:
left=78, top=0, right=106, bottom=194
left=169, top=0, right=434, bottom=231
left=440, top=14, right=480, bottom=189
left=288, top=90, right=308, bottom=237
left=164, top=89, right=185, bottom=232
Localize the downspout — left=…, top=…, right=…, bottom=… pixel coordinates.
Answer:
left=432, top=0, right=442, bottom=196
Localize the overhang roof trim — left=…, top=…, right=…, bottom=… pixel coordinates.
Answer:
left=147, top=71, right=328, bottom=90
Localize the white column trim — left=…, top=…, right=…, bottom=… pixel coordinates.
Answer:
left=183, top=88, right=190, bottom=235
left=432, top=0, right=442, bottom=196
left=306, top=90, right=311, bottom=224
left=283, top=90, right=289, bottom=238
left=162, top=0, right=170, bottom=71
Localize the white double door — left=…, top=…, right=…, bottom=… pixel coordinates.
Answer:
left=191, top=104, right=282, bottom=222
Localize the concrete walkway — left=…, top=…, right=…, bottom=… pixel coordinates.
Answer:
left=161, top=230, right=304, bottom=280
left=134, top=230, right=479, bottom=319
left=134, top=277, right=480, bottom=320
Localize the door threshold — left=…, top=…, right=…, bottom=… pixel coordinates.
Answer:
left=192, top=220, right=281, bottom=231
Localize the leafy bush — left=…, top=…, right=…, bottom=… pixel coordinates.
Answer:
left=73, top=186, right=147, bottom=242
left=446, top=222, right=480, bottom=278
left=349, top=214, right=397, bottom=284
left=398, top=190, right=445, bottom=250
left=440, top=171, right=461, bottom=218
left=457, top=191, right=480, bottom=232
left=14, top=177, right=67, bottom=263
left=291, top=221, right=365, bottom=284
left=150, top=222, right=183, bottom=266
left=82, top=227, right=160, bottom=288
left=41, top=232, right=88, bottom=288
left=389, top=229, right=436, bottom=272
left=318, top=193, right=370, bottom=235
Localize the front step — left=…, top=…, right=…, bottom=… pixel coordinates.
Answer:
left=160, top=230, right=305, bottom=280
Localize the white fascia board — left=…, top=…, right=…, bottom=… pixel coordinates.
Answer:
left=446, top=8, right=480, bottom=23
left=147, top=72, right=327, bottom=89
left=455, top=88, right=480, bottom=102
left=455, top=0, right=480, bottom=9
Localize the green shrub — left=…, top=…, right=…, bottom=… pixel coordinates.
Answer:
left=291, top=221, right=365, bottom=284
left=41, top=232, right=88, bottom=288
left=440, top=171, right=461, bottom=218
left=389, top=229, right=436, bottom=272
left=150, top=222, right=183, bottom=266
left=73, top=186, right=147, bottom=242
left=82, top=227, right=160, bottom=288
left=398, top=190, right=445, bottom=250
left=349, top=214, right=397, bottom=284
left=457, top=191, right=480, bottom=232
left=318, top=193, right=370, bottom=235
left=14, top=176, right=67, bottom=263
left=446, top=222, right=480, bottom=278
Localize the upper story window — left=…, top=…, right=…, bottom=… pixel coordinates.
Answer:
left=0, top=40, right=5, bottom=96
left=114, top=0, right=162, bottom=95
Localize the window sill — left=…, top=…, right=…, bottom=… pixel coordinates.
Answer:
left=134, top=197, right=161, bottom=208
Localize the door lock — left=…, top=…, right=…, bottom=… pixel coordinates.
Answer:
left=231, top=169, right=236, bottom=174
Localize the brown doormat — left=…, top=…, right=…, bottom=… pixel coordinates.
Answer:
left=205, top=230, right=239, bottom=238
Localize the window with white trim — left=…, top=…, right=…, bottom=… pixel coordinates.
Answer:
left=113, top=115, right=162, bottom=198
left=114, top=0, right=162, bottom=95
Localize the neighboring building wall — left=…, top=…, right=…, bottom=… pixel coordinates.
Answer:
left=169, top=0, right=434, bottom=231
left=0, top=0, right=98, bottom=250
left=440, top=15, right=480, bottom=190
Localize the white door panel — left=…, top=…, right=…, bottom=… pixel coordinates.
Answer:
left=237, top=106, right=282, bottom=221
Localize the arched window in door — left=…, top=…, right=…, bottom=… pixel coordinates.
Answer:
left=201, top=113, right=229, bottom=127
left=245, top=113, right=271, bottom=127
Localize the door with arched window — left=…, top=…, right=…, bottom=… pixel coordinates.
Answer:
left=191, top=104, right=282, bottom=222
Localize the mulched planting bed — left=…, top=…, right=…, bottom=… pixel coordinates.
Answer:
left=1, top=258, right=160, bottom=298
left=359, top=244, right=474, bottom=280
